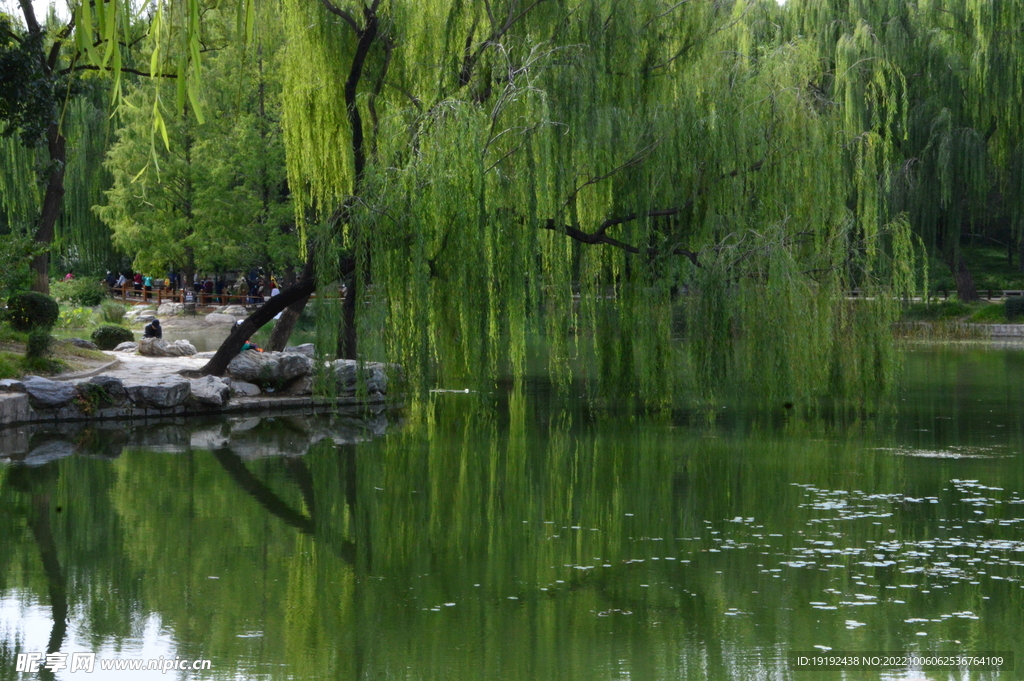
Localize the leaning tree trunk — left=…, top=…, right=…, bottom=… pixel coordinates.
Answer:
left=201, top=256, right=355, bottom=376
left=945, top=250, right=979, bottom=302
left=265, top=294, right=311, bottom=351
left=31, top=123, right=67, bottom=294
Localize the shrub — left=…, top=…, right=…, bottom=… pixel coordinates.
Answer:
left=58, top=306, right=95, bottom=330
left=25, top=330, right=53, bottom=359
left=51, top=278, right=107, bottom=306
left=91, top=324, right=134, bottom=350
left=1004, top=297, right=1024, bottom=321
left=6, top=291, right=59, bottom=331
left=99, top=300, right=127, bottom=324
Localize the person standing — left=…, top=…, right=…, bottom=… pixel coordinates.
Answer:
left=143, top=274, right=153, bottom=301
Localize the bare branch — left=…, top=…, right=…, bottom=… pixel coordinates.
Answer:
left=320, top=0, right=360, bottom=33
left=562, top=140, right=660, bottom=211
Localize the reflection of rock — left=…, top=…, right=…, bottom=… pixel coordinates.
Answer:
left=125, top=378, right=191, bottom=408
left=157, top=302, right=184, bottom=316
left=331, top=360, right=388, bottom=395
left=113, top=341, right=138, bottom=353
left=189, top=376, right=231, bottom=406
left=227, top=351, right=313, bottom=387
left=139, top=337, right=198, bottom=357
left=205, top=313, right=236, bottom=324
left=22, top=377, right=78, bottom=408
left=0, top=410, right=394, bottom=461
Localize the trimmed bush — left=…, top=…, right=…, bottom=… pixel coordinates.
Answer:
left=25, top=330, right=53, bottom=359
left=6, top=291, right=59, bottom=331
left=91, top=324, right=134, bottom=350
left=1005, top=297, right=1024, bottom=321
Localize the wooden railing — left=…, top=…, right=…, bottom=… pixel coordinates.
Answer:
left=107, top=285, right=266, bottom=307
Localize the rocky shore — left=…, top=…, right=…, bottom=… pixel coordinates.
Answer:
left=0, top=343, right=396, bottom=427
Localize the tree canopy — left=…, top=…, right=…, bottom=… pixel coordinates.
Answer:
left=8, top=0, right=1024, bottom=406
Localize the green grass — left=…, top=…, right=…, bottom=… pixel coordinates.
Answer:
left=902, top=300, right=973, bottom=321
left=967, top=302, right=1007, bottom=323
left=929, top=245, right=1024, bottom=295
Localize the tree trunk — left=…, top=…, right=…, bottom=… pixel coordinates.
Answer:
left=31, top=123, right=66, bottom=294
left=336, top=276, right=357, bottom=360
left=1018, top=234, right=1024, bottom=273
left=265, top=294, right=310, bottom=351
left=945, top=250, right=979, bottom=302
left=199, top=277, right=318, bottom=376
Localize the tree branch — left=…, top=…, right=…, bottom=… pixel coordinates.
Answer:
left=320, top=0, right=360, bottom=33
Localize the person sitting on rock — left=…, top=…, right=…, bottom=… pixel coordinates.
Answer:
left=143, top=318, right=163, bottom=339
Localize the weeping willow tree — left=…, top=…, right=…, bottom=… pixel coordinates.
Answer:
left=187, top=0, right=921, bottom=409
left=785, top=0, right=1024, bottom=301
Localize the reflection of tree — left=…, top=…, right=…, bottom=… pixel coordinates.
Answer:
left=212, top=448, right=355, bottom=564
left=6, top=465, right=67, bottom=681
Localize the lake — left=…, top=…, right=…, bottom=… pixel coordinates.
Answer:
left=1, top=344, right=1022, bottom=680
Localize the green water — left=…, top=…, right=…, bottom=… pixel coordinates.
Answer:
left=2, top=345, right=1024, bottom=680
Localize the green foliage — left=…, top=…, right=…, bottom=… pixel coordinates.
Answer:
left=73, top=382, right=111, bottom=414
left=0, top=351, right=19, bottom=379
left=1003, top=297, right=1024, bottom=321
left=57, top=306, right=96, bottom=330
left=6, top=291, right=59, bottom=330
left=99, top=300, right=127, bottom=324
left=51, top=277, right=108, bottom=306
left=25, top=329, right=52, bottom=359
left=967, top=303, right=1007, bottom=323
left=0, top=233, right=41, bottom=297
left=96, top=19, right=298, bottom=279
left=90, top=323, right=133, bottom=350
left=902, top=300, right=972, bottom=322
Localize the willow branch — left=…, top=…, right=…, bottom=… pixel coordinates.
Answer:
left=320, top=0, right=360, bottom=33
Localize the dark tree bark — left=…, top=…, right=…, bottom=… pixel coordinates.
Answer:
left=30, top=120, right=66, bottom=294
left=199, top=276, right=317, bottom=375
left=265, top=294, right=310, bottom=351
left=945, top=250, right=979, bottom=302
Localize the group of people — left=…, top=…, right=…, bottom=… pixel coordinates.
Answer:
left=100, top=269, right=282, bottom=306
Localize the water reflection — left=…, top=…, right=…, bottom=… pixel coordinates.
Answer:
left=0, top=347, right=1022, bottom=679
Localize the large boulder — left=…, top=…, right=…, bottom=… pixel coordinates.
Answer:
left=189, top=375, right=231, bottom=406
left=124, top=308, right=156, bottom=321
left=125, top=378, right=191, bottom=408
left=230, top=380, right=261, bottom=397
left=112, top=341, right=138, bottom=353
left=138, top=337, right=197, bottom=357
left=22, top=376, right=78, bottom=408
left=81, top=375, right=126, bottom=405
left=64, top=337, right=99, bottom=350
left=205, top=313, right=236, bottom=324
left=220, top=305, right=248, bottom=316
left=227, top=350, right=313, bottom=387
left=331, top=360, right=388, bottom=395
left=157, top=302, right=185, bottom=316
left=283, top=343, right=316, bottom=357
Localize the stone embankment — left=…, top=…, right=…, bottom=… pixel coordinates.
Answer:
left=0, top=343, right=396, bottom=427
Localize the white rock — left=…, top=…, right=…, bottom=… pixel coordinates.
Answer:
left=220, top=305, right=248, bottom=316
left=112, top=341, right=138, bottom=353
left=230, top=380, right=261, bottom=397
left=227, top=350, right=313, bottom=386
left=125, top=378, right=191, bottom=408
left=332, top=359, right=388, bottom=395
left=23, top=377, right=78, bottom=408
left=157, top=302, right=185, bottom=316
left=138, top=337, right=197, bottom=357
left=205, top=312, right=237, bottom=324
left=189, top=375, right=231, bottom=406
